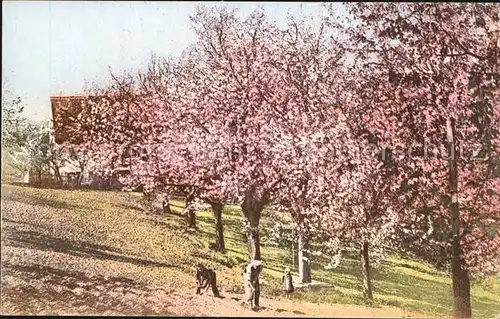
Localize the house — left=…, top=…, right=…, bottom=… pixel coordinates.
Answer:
left=47, top=95, right=127, bottom=189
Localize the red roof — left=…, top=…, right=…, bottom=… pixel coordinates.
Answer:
left=50, top=95, right=89, bottom=144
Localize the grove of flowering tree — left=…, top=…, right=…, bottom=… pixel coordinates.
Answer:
left=81, top=58, right=237, bottom=250
left=71, top=3, right=499, bottom=317
left=184, top=6, right=353, bottom=263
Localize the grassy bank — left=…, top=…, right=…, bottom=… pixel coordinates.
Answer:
left=1, top=183, right=499, bottom=318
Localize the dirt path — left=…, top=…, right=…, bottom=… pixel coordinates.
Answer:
left=167, top=291, right=426, bottom=318
left=0, top=262, right=424, bottom=317
left=1, top=280, right=426, bottom=317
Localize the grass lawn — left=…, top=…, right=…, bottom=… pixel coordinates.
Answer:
left=1, top=182, right=499, bottom=318
left=174, top=199, right=500, bottom=319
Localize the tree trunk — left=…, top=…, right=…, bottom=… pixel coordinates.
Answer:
left=51, top=160, right=62, bottom=185
left=360, top=241, right=373, bottom=300
left=184, top=192, right=197, bottom=229
left=210, top=202, right=226, bottom=253
left=241, top=187, right=265, bottom=261
left=75, top=172, right=82, bottom=187
left=76, top=170, right=84, bottom=187
left=298, top=233, right=312, bottom=284
left=186, top=210, right=196, bottom=228
left=241, top=187, right=267, bottom=309
left=243, top=216, right=261, bottom=261
left=254, top=278, right=261, bottom=307
left=162, top=199, right=172, bottom=215
left=77, top=162, right=86, bottom=186
left=447, top=117, right=472, bottom=319
left=451, top=255, right=472, bottom=319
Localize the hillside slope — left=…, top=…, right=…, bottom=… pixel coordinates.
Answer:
left=1, top=184, right=499, bottom=318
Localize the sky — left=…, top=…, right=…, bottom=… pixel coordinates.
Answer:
left=2, top=1, right=346, bottom=123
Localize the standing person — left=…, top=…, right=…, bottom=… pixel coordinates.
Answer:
left=243, top=260, right=263, bottom=310
left=195, top=264, right=221, bottom=298
left=281, top=267, right=294, bottom=299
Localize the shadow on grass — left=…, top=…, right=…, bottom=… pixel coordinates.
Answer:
left=2, top=217, right=40, bottom=228
left=1, top=262, right=174, bottom=315
left=1, top=186, right=87, bottom=212
left=263, top=265, right=286, bottom=274
left=3, top=226, right=180, bottom=269
left=225, top=248, right=247, bottom=256
left=372, top=265, right=451, bottom=315
left=197, top=214, right=242, bottom=227
left=287, top=287, right=369, bottom=307
left=195, top=214, right=245, bottom=242
left=108, top=195, right=186, bottom=224
left=118, top=202, right=183, bottom=219
left=310, top=255, right=361, bottom=280
left=6, top=181, right=126, bottom=193
left=382, top=258, right=445, bottom=278
left=375, top=264, right=499, bottom=319
left=116, top=202, right=145, bottom=213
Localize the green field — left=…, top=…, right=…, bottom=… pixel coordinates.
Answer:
left=1, top=180, right=499, bottom=318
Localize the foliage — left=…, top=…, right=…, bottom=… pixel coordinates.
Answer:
left=1, top=88, right=27, bottom=148
left=342, top=2, right=500, bottom=277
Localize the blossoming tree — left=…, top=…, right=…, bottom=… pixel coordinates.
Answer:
left=343, top=3, right=500, bottom=317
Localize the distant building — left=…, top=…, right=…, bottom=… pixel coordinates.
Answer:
left=45, top=95, right=127, bottom=189
left=50, top=95, right=88, bottom=144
